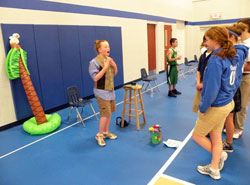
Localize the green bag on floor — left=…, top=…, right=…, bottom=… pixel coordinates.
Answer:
left=151, top=131, right=162, bottom=144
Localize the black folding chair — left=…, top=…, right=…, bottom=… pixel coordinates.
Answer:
left=140, top=68, right=160, bottom=93
left=194, top=55, right=198, bottom=62
left=184, top=57, right=197, bottom=74
left=66, top=86, right=98, bottom=127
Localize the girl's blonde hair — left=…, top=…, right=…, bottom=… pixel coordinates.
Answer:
left=95, top=40, right=107, bottom=53
left=205, top=26, right=236, bottom=59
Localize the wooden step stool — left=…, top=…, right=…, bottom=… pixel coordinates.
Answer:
left=121, top=84, right=146, bottom=130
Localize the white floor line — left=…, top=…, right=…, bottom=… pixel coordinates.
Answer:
left=147, top=129, right=194, bottom=185
left=0, top=114, right=94, bottom=159
left=0, top=80, right=166, bottom=159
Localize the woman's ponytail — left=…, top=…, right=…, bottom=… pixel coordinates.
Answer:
left=215, top=39, right=236, bottom=59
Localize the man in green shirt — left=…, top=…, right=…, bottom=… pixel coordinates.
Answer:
left=166, top=38, right=182, bottom=97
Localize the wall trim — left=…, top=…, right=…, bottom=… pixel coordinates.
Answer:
left=159, top=70, right=165, bottom=74
left=185, top=17, right=250, bottom=26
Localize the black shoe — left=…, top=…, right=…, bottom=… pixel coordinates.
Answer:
left=168, top=91, right=177, bottom=97
left=172, top=89, right=182, bottom=95
left=223, top=140, right=233, bottom=153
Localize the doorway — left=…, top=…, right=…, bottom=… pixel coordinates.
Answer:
left=147, top=24, right=156, bottom=75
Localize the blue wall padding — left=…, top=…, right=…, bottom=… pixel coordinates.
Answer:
left=1, top=24, right=124, bottom=120
left=78, top=26, right=97, bottom=97
left=33, top=25, right=66, bottom=110
left=58, top=26, right=84, bottom=102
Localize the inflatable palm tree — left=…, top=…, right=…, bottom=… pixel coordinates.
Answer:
left=6, top=33, right=61, bottom=135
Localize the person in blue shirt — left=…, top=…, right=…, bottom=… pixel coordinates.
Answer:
left=89, top=40, right=118, bottom=147
left=192, top=26, right=248, bottom=180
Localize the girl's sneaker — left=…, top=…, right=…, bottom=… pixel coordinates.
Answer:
left=197, top=164, right=221, bottom=180
left=219, top=151, right=228, bottom=170
left=223, top=140, right=234, bottom=153
left=96, top=133, right=106, bottom=146
left=233, top=130, right=243, bottom=139
left=103, top=132, right=118, bottom=139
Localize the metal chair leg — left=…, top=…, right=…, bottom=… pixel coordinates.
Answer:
left=142, top=82, right=145, bottom=90
left=66, top=106, right=74, bottom=123
left=89, top=103, right=98, bottom=120
left=178, top=65, right=185, bottom=80
left=80, top=106, right=84, bottom=115
left=154, top=80, right=160, bottom=92
left=147, top=82, right=154, bottom=94
left=76, top=107, right=86, bottom=127
left=179, top=69, right=185, bottom=80
left=144, top=82, right=150, bottom=91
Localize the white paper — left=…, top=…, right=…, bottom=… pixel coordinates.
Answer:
left=163, top=139, right=182, bottom=148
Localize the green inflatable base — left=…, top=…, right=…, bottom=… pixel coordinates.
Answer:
left=23, top=113, right=61, bottom=135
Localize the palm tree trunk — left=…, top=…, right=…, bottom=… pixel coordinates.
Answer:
left=19, top=56, right=47, bottom=125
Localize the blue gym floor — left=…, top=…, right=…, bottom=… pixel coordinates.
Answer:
left=0, top=70, right=250, bottom=185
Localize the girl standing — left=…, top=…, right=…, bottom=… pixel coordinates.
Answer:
left=89, top=40, right=118, bottom=146
left=192, top=26, right=247, bottom=180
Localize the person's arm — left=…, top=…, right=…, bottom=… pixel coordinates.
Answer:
left=198, top=60, right=222, bottom=114
left=89, top=60, right=110, bottom=82
left=196, top=71, right=201, bottom=84
left=94, top=60, right=111, bottom=82
left=197, top=53, right=209, bottom=91
left=196, top=71, right=203, bottom=91
left=197, top=54, right=203, bottom=72
left=108, top=58, right=118, bottom=76
left=243, top=61, right=250, bottom=72
left=167, top=49, right=181, bottom=62
left=196, top=55, right=203, bottom=90
left=243, top=48, right=250, bottom=72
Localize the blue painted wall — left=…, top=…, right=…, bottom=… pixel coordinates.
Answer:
left=1, top=24, right=124, bottom=120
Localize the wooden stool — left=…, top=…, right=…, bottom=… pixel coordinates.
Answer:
left=121, top=84, right=146, bottom=130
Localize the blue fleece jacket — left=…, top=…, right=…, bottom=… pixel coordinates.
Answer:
left=199, top=45, right=248, bottom=113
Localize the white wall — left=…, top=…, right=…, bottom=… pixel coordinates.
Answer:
left=43, top=0, right=193, bottom=21
left=185, top=0, right=250, bottom=62
left=174, top=21, right=185, bottom=64
left=0, top=27, right=17, bottom=126
left=185, top=25, right=202, bottom=61
left=192, top=0, right=250, bottom=22
left=155, top=22, right=165, bottom=73
left=121, top=19, right=148, bottom=82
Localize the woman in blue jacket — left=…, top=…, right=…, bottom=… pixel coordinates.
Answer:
left=192, top=26, right=248, bottom=180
